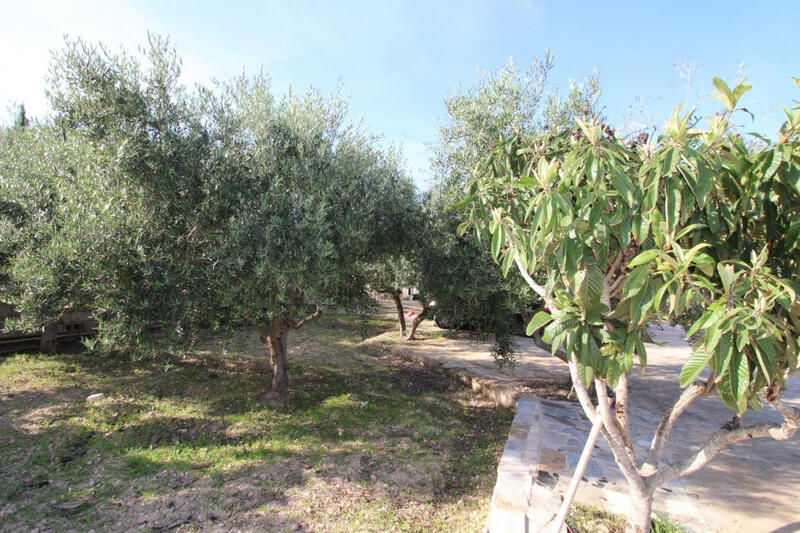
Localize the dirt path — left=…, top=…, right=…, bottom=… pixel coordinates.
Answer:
left=373, top=301, right=800, bottom=532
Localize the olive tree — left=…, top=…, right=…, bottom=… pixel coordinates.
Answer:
left=205, top=76, right=415, bottom=399
left=1, top=37, right=415, bottom=400
left=413, top=54, right=600, bottom=356
left=363, top=255, right=416, bottom=335
left=463, top=78, right=800, bottom=531
left=0, top=36, right=215, bottom=352
left=360, top=153, right=420, bottom=336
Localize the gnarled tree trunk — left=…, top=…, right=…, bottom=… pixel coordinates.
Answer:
left=389, top=290, right=406, bottom=335
left=260, top=315, right=291, bottom=401
left=405, top=301, right=430, bottom=340
left=259, top=305, right=322, bottom=402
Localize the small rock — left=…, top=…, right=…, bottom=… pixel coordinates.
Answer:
left=86, top=393, right=105, bottom=404
left=291, top=523, right=303, bottom=531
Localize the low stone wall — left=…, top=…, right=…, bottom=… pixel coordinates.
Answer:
left=484, top=395, right=710, bottom=533
left=484, top=396, right=562, bottom=532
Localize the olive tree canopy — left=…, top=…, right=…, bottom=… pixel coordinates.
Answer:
left=0, top=36, right=416, bottom=399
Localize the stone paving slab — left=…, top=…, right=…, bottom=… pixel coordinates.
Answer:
left=484, top=396, right=712, bottom=533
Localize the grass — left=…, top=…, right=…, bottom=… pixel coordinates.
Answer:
left=566, top=503, right=687, bottom=533
left=0, top=312, right=686, bottom=532
left=0, top=313, right=513, bottom=532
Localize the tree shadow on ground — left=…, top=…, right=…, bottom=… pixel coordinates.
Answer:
left=0, top=315, right=512, bottom=531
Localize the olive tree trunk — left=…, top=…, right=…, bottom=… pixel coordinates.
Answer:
left=260, top=315, right=290, bottom=401
left=40, top=323, right=58, bottom=354
left=405, top=301, right=430, bottom=340
left=389, top=290, right=406, bottom=335
left=259, top=306, right=322, bottom=401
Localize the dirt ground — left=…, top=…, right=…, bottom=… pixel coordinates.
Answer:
left=0, top=313, right=515, bottom=532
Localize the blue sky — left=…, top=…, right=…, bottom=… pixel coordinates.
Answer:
left=1, top=1, right=798, bottom=188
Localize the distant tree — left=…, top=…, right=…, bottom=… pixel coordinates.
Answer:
left=464, top=78, right=800, bottom=532
left=363, top=255, right=416, bottom=335
left=14, top=104, right=29, bottom=128
left=415, top=54, right=601, bottom=358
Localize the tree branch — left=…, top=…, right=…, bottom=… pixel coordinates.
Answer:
left=652, top=398, right=800, bottom=486
left=531, top=332, right=569, bottom=364
left=514, top=253, right=547, bottom=301
left=595, top=377, right=640, bottom=478
left=615, top=373, right=634, bottom=450
left=568, top=355, right=598, bottom=421
left=608, top=274, right=627, bottom=299
left=289, top=307, right=322, bottom=330
left=568, top=357, right=644, bottom=492
left=603, top=250, right=625, bottom=285
left=640, top=380, right=707, bottom=475
left=603, top=244, right=637, bottom=301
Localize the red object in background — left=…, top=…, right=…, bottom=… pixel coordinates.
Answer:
left=405, top=310, right=416, bottom=318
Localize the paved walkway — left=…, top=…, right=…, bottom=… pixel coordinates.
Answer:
left=371, top=302, right=800, bottom=532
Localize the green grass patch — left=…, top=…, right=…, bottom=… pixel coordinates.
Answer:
left=566, top=502, right=686, bottom=533
left=0, top=313, right=512, bottom=531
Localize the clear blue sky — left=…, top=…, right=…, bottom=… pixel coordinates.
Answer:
left=2, top=1, right=797, bottom=188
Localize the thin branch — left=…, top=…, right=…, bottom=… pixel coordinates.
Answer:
left=608, top=274, right=627, bottom=299
left=514, top=253, right=547, bottom=301
left=568, top=355, right=598, bottom=421
left=691, top=280, right=713, bottom=306
left=640, top=380, right=707, bottom=476
left=531, top=332, right=569, bottom=364
left=595, top=377, right=640, bottom=477
left=604, top=244, right=637, bottom=300
left=603, top=251, right=625, bottom=285
left=289, top=307, right=322, bottom=330
left=567, top=358, right=641, bottom=474
left=601, top=280, right=612, bottom=308
left=652, top=398, right=800, bottom=486
left=614, top=373, right=633, bottom=451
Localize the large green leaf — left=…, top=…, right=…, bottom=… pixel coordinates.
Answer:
left=680, top=346, right=712, bottom=386
left=501, top=247, right=516, bottom=277
left=623, top=264, right=651, bottom=300
left=628, top=249, right=660, bottom=268
left=526, top=311, right=553, bottom=336
left=665, top=178, right=682, bottom=230
left=711, top=77, right=735, bottom=110
left=491, top=224, right=505, bottom=259
left=578, top=264, right=604, bottom=313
